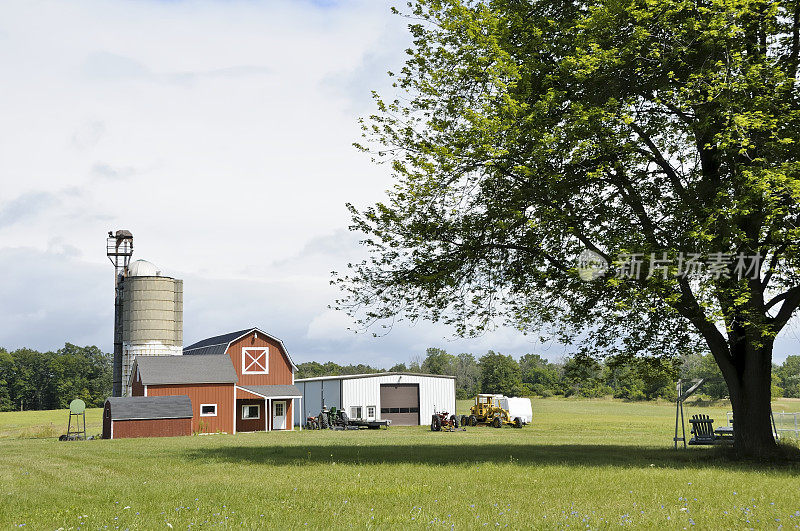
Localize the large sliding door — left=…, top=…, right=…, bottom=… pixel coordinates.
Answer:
left=379, top=384, right=420, bottom=426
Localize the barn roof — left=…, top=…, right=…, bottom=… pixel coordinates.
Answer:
left=237, top=384, right=303, bottom=398
left=183, top=327, right=298, bottom=370
left=105, top=396, right=193, bottom=420
left=134, top=355, right=238, bottom=385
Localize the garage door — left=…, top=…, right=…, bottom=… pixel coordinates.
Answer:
left=380, top=384, right=420, bottom=426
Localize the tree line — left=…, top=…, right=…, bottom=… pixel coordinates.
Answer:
left=0, top=344, right=111, bottom=411
left=1, top=342, right=796, bottom=411
left=298, top=348, right=800, bottom=402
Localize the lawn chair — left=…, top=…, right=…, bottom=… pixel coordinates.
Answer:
left=688, top=414, right=715, bottom=445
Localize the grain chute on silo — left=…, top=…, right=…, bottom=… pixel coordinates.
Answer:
left=107, top=230, right=183, bottom=397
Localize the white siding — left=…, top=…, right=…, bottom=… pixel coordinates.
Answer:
left=342, top=374, right=455, bottom=426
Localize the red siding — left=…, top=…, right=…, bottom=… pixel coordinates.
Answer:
left=237, top=388, right=263, bottom=400
left=102, top=402, right=112, bottom=439
left=147, top=384, right=234, bottom=434
left=226, top=332, right=293, bottom=386
left=110, top=418, right=192, bottom=439
left=131, top=369, right=144, bottom=397
left=236, top=399, right=266, bottom=432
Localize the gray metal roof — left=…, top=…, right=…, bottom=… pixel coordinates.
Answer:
left=238, top=384, right=302, bottom=398
left=105, top=396, right=192, bottom=420
left=183, top=327, right=298, bottom=370
left=295, top=372, right=457, bottom=382
left=183, top=328, right=252, bottom=355
left=134, top=355, right=238, bottom=385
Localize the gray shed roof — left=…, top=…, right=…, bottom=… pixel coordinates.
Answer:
left=105, top=396, right=192, bottom=420
left=183, top=327, right=298, bottom=370
left=238, top=384, right=302, bottom=398
left=134, top=355, right=238, bottom=386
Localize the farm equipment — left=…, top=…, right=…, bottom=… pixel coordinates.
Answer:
left=460, top=394, right=523, bottom=428
left=306, top=406, right=390, bottom=430
left=430, top=409, right=465, bottom=432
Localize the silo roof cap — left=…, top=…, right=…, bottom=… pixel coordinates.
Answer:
left=127, top=259, right=161, bottom=277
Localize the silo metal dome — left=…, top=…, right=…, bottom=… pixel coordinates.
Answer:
left=127, top=259, right=161, bottom=277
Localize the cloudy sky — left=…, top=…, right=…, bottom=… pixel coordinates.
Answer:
left=0, top=0, right=797, bottom=366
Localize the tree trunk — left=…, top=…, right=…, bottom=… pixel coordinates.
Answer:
left=723, top=340, right=778, bottom=458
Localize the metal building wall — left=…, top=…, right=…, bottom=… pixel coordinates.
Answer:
left=121, top=276, right=183, bottom=396
left=294, top=379, right=342, bottom=426
left=342, top=374, right=455, bottom=425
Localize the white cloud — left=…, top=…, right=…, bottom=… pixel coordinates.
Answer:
left=0, top=0, right=795, bottom=365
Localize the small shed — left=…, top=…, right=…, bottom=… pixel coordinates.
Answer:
left=103, top=395, right=193, bottom=439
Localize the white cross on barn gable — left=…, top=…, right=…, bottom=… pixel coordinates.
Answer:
left=242, top=347, right=268, bottom=374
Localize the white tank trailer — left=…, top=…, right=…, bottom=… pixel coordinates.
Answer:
left=107, top=231, right=183, bottom=397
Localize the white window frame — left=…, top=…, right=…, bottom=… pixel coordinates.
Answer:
left=367, top=405, right=376, bottom=419
left=274, top=401, right=285, bottom=417
left=242, top=404, right=261, bottom=420
left=242, top=347, right=269, bottom=374
left=200, top=403, right=218, bottom=417
left=351, top=406, right=362, bottom=419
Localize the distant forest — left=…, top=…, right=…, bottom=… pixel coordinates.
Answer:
left=0, top=344, right=112, bottom=411
left=1, top=344, right=798, bottom=411
left=298, top=348, right=800, bottom=402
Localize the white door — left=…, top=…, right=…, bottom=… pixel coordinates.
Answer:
left=272, top=400, right=286, bottom=430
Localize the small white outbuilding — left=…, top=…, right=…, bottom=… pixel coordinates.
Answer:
left=293, top=372, right=456, bottom=426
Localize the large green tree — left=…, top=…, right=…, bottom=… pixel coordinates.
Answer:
left=338, top=0, right=800, bottom=456
left=478, top=351, right=524, bottom=395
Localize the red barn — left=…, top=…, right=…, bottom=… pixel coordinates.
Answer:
left=130, top=327, right=301, bottom=434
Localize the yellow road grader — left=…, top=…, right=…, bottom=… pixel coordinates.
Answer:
left=460, top=394, right=523, bottom=428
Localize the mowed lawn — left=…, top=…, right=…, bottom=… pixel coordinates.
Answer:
left=0, top=399, right=799, bottom=529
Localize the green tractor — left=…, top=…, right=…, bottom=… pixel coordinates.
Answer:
left=460, top=394, right=523, bottom=428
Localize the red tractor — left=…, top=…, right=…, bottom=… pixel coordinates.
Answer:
left=430, top=409, right=464, bottom=431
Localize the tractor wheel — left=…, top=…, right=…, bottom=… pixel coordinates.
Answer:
left=460, top=415, right=468, bottom=427
left=469, top=415, right=478, bottom=427
left=514, top=417, right=523, bottom=429
left=450, top=414, right=459, bottom=428
left=431, top=415, right=442, bottom=431
left=340, top=411, right=350, bottom=424
left=492, top=416, right=502, bottom=428
left=319, top=411, right=329, bottom=429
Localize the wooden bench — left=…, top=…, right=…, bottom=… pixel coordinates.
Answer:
left=688, top=414, right=716, bottom=445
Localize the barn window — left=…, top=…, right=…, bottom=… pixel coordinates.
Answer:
left=242, top=347, right=269, bottom=374
left=367, top=406, right=376, bottom=418
left=200, top=404, right=217, bottom=416
left=350, top=406, right=362, bottom=419
left=242, top=404, right=260, bottom=419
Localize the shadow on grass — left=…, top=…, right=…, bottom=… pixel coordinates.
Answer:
left=182, top=442, right=800, bottom=473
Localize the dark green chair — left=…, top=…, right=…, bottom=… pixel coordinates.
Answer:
left=688, top=414, right=715, bottom=445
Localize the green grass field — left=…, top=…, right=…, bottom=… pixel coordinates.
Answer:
left=1, top=398, right=799, bottom=529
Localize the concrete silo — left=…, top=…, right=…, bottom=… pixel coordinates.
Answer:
left=120, top=259, right=183, bottom=396
left=107, top=231, right=183, bottom=397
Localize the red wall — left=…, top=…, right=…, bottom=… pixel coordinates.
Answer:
left=131, top=368, right=144, bottom=397
left=236, top=399, right=266, bottom=432
left=226, top=332, right=293, bottom=386
left=147, top=384, right=234, bottom=434
left=109, top=418, right=192, bottom=439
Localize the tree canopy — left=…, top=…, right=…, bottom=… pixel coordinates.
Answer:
left=337, top=0, right=800, bottom=456
left=0, top=344, right=111, bottom=411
